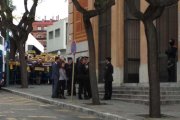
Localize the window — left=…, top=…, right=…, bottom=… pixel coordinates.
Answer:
left=55, top=29, right=60, bottom=37
left=73, top=0, right=88, bottom=42
left=49, top=31, right=53, bottom=39
left=37, top=35, right=42, bottom=38
left=37, top=27, right=42, bottom=30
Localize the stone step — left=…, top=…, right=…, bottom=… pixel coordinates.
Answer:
left=99, top=87, right=180, bottom=91
left=112, top=98, right=180, bottom=105
left=98, top=84, right=180, bottom=105
left=99, top=93, right=180, bottom=100
left=99, top=94, right=180, bottom=105
left=99, top=90, right=180, bottom=95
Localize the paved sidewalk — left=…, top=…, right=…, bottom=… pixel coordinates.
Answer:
left=2, top=85, right=180, bottom=120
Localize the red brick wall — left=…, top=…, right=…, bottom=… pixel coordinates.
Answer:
left=73, top=0, right=88, bottom=42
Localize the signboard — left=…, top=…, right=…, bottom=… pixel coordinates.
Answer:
left=71, top=41, right=77, bottom=54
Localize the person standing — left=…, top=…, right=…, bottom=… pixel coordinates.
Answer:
left=84, top=57, right=92, bottom=99
left=59, top=61, right=68, bottom=99
left=103, top=57, right=114, bottom=100
left=51, top=57, right=60, bottom=98
left=165, top=39, right=177, bottom=82
left=65, top=57, right=76, bottom=96
left=77, top=57, right=86, bottom=99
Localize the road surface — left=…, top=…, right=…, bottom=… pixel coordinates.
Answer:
left=0, top=91, right=101, bottom=120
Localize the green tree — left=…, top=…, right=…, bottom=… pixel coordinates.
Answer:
left=0, top=0, right=39, bottom=88
left=72, top=0, right=115, bottom=104
left=126, top=0, right=178, bottom=118
left=0, top=0, right=17, bottom=60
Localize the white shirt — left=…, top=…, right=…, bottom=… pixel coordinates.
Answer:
left=59, top=68, right=68, bottom=80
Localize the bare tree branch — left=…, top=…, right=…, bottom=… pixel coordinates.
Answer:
left=72, top=0, right=87, bottom=14
left=159, top=0, right=179, bottom=7
left=146, top=0, right=179, bottom=7
left=86, top=0, right=115, bottom=18
left=18, top=0, right=38, bottom=34
left=150, top=7, right=164, bottom=20
left=145, top=0, right=158, bottom=6
left=143, top=5, right=164, bottom=21
left=126, top=0, right=144, bottom=20
left=24, top=0, right=29, bottom=12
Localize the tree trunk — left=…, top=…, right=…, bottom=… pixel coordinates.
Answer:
left=18, top=42, right=28, bottom=88
left=143, top=20, right=161, bottom=118
left=83, top=16, right=100, bottom=105
left=10, top=39, right=17, bottom=60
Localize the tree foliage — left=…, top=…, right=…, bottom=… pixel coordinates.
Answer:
left=0, top=0, right=39, bottom=88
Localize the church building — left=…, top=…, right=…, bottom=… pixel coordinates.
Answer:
left=67, top=0, right=180, bottom=85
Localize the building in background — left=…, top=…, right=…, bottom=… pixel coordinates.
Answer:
left=31, top=19, right=57, bottom=50
left=26, top=34, right=44, bottom=54
left=68, top=0, right=180, bottom=84
left=46, top=18, right=68, bottom=55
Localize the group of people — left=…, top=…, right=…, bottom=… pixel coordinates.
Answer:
left=51, top=56, right=114, bottom=100
left=51, top=56, right=92, bottom=99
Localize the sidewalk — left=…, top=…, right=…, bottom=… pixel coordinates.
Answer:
left=2, top=85, right=180, bottom=120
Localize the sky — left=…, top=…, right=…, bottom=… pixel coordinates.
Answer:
left=12, top=0, right=68, bottom=21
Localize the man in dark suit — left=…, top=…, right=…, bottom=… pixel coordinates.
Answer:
left=165, top=39, right=177, bottom=82
left=77, top=57, right=86, bottom=99
left=65, top=57, right=76, bottom=96
left=103, top=57, right=113, bottom=100
left=84, top=57, right=91, bottom=99
left=51, top=57, right=60, bottom=98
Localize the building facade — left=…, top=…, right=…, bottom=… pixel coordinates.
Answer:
left=46, top=18, right=68, bottom=54
left=67, top=0, right=180, bottom=85
left=31, top=20, right=56, bottom=50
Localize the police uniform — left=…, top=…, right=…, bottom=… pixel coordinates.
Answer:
left=103, top=57, right=113, bottom=100
left=84, top=57, right=92, bottom=99
left=165, top=40, right=177, bottom=82
left=77, top=57, right=86, bottom=99
left=65, top=57, right=76, bottom=96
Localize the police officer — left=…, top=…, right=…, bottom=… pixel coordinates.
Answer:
left=103, top=57, right=113, bottom=100
left=84, top=56, right=92, bottom=99
left=65, top=57, right=76, bottom=96
left=165, top=39, right=177, bottom=82
left=77, top=57, right=86, bottom=99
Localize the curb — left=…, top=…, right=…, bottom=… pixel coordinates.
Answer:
left=2, top=87, right=134, bottom=120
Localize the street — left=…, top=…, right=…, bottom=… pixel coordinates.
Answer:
left=0, top=91, right=101, bottom=120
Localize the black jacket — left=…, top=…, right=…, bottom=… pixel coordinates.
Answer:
left=77, top=63, right=86, bottom=79
left=65, top=63, right=73, bottom=79
left=104, top=63, right=113, bottom=81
